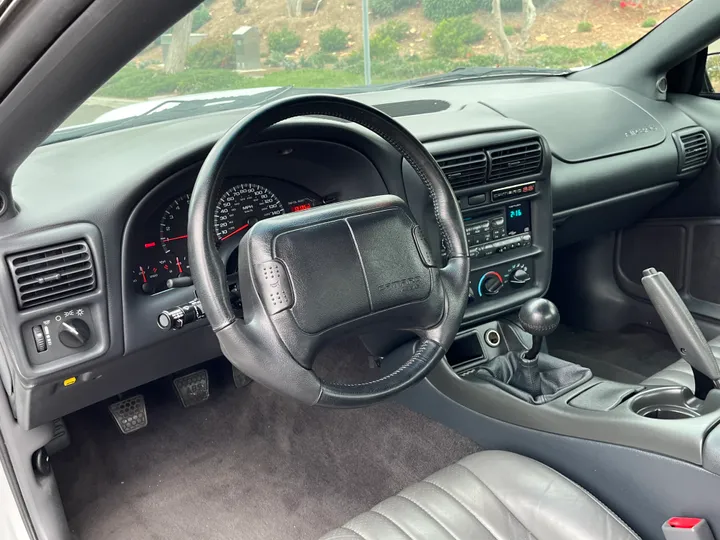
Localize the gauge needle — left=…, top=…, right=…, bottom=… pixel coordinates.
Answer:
left=175, top=257, right=183, bottom=273
left=220, top=222, right=250, bottom=242
left=163, top=234, right=188, bottom=242
left=139, top=266, right=147, bottom=283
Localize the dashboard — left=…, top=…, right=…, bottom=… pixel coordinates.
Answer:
left=1, top=76, right=708, bottom=429
left=128, top=176, right=322, bottom=295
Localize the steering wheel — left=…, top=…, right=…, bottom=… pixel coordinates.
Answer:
left=188, top=95, right=469, bottom=407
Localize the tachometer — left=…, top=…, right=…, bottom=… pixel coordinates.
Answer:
left=160, top=194, right=190, bottom=255
left=213, top=183, right=284, bottom=242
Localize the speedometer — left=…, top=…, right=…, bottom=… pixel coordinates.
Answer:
left=213, top=183, right=284, bottom=243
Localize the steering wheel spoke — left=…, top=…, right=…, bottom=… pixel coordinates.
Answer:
left=188, top=95, right=469, bottom=407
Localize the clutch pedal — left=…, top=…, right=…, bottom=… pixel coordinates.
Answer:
left=109, top=395, right=148, bottom=434
left=173, top=369, right=210, bottom=407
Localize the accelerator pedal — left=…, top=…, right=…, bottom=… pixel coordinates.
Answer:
left=232, top=366, right=253, bottom=389
left=173, top=369, right=209, bottom=408
left=109, top=395, right=147, bottom=435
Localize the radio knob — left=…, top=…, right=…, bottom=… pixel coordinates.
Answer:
left=479, top=272, right=503, bottom=296
left=509, top=267, right=531, bottom=286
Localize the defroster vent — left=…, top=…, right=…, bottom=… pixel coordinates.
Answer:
left=436, top=150, right=488, bottom=191
left=487, top=139, right=542, bottom=183
left=7, top=240, right=96, bottom=309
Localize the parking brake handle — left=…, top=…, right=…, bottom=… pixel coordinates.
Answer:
left=641, top=267, right=720, bottom=387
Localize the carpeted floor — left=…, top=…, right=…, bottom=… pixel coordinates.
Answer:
left=547, top=325, right=679, bottom=384
left=52, top=340, right=480, bottom=540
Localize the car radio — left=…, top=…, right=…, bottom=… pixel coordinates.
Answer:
left=464, top=200, right=532, bottom=258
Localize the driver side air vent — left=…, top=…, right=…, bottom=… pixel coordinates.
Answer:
left=673, top=128, right=710, bottom=173
left=7, top=240, right=96, bottom=310
left=436, top=150, right=488, bottom=191
left=487, top=139, right=543, bottom=183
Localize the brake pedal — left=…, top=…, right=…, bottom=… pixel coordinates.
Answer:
left=232, top=366, right=252, bottom=389
left=173, top=369, right=209, bottom=407
left=109, top=395, right=147, bottom=434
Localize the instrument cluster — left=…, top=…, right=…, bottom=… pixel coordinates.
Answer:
left=128, top=176, right=321, bottom=295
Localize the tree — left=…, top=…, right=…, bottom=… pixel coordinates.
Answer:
left=286, top=0, right=303, bottom=16
left=519, top=0, right=536, bottom=49
left=491, top=0, right=514, bottom=62
left=165, top=13, right=194, bottom=74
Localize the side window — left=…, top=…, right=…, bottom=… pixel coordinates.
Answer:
left=706, top=40, right=720, bottom=92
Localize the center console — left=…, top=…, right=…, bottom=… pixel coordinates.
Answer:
left=405, top=129, right=555, bottom=325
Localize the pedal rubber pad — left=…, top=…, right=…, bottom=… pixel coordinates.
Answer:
left=232, top=366, right=253, bottom=389
left=173, top=369, right=209, bottom=408
left=109, top=395, right=147, bottom=435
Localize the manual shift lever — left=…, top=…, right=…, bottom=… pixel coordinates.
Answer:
left=518, top=298, right=560, bottom=360
left=471, top=297, right=591, bottom=403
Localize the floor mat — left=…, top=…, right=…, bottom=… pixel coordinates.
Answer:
left=52, top=341, right=480, bottom=540
left=547, top=325, right=679, bottom=384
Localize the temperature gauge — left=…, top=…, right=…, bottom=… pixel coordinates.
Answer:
left=132, top=264, right=162, bottom=294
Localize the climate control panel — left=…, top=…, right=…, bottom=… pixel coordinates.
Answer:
left=470, top=261, right=533, bottom=303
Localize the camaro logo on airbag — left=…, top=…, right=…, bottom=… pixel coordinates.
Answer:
left=378, top=276, right=423, bottom=293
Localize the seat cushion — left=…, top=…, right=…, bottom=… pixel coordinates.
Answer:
left=319, top=450, right=639, bottom=540
left=642, top=359, right=695, bottom=389
left=642, top=334, right=720, bottom=391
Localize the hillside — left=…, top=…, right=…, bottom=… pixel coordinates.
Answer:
left=141, top=0, right=683, bottom=63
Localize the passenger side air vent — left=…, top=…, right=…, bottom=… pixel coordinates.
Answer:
left=487, top=139, right=543, bottom=183
left=7, top=240, right=96, bottom=309
left=436, top=150, right=488, bottom=191
left=674, top=128, right=710, bottom=173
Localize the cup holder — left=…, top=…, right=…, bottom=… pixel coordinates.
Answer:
left=630, top=386, right=706, bottom=420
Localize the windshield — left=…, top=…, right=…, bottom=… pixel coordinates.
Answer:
left=59, top=0, right=685, bottom=136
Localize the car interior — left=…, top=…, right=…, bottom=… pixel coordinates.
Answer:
left=5, top=0, right=720, bottom=539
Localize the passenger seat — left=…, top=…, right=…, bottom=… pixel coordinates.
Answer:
left=642, top=335, right=720, bottom=391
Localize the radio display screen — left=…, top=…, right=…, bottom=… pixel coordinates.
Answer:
left=506, top=202, right=531, bottom=235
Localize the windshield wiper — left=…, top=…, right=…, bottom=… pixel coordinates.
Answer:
left=397, top=66, right=571, bottom=89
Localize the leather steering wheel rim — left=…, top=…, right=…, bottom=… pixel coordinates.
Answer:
left=188, top=94, right=469, bottom=407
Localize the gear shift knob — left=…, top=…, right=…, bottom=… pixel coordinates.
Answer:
left=519, top=298, right=560, bottom=360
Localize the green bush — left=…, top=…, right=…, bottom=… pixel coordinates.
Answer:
left=577, top=21, right=592, bottom=33
left=431, top=17, right=486, bottom=58
left=192, top=5, right=212, bottom=32
left=374, top=20, right=411, bottom=41
left=233, top=0, right=246, bottom=11
left=187, top=37, right=235, bottom=69
left=300, top=52, right=339, bottom=69
left=423, top=0, right=480, bottom=21
left=319, top=27, right=350, bottom=52
left=641, top=17, right=657, bottom=28
left=371, top=0, right=415, bottom=17
left=370, top=35, right=399, bottom=58
left=503, top=24, right=515, bottom=36
left=268, top=27, right=301, bottom=54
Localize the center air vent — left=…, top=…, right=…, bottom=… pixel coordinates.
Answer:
left=487, top=139, right=543, bottom=183
left=7, top=240, right=96, bottom=310
left=436, top=150, right=488, bottom=191
left=673, top=128, right=710, bottom=173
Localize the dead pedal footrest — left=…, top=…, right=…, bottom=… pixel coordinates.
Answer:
left=173, top=369, right=210, bottom=408
left=109, top=395, right=148, bottom=434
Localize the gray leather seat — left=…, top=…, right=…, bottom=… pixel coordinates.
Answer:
left=320, top=451, right=639, bottom=540
left=642, top=334, right=720, bottom=391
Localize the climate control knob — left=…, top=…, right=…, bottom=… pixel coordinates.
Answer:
left=479, top=272, right=504, bottom=296
left=509, top=267, right=531, bottom=286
